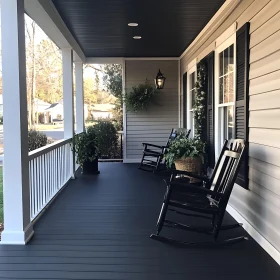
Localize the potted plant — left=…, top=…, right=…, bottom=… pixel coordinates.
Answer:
left=124, top=82, right=159, bottom=113
left=165, top=136, right=205, bottom=183
left=73, top=126, right=100, bottom=175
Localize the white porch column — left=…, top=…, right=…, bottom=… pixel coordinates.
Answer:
left=75, top=62, right=85, bottom=133
left=1, top=0, right=34, bottom=244
left=62, top=48, right=74, bottom=139
left=62, top=48, right=75, bottom=177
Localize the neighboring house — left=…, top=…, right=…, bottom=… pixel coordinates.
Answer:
left=45, top=100, right=89, bottom=123
left=33, top=98, right=51, bottom=113
left=45, top=102, right=64, bottom=123
left=90, top=103, right=115, bottom=119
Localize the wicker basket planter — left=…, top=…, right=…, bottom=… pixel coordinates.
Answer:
left=174, top=157, right=202, bottom=183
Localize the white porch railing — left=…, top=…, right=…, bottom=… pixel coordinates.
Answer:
left=28, top=138, right=73, bottom=221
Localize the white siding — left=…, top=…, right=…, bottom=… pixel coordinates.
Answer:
left=125, top=60, right=179, bottom=160
left=180, top=0, right=280, bottom=253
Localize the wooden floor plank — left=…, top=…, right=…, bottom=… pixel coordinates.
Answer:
left=0, top=163, right=279, bottom=280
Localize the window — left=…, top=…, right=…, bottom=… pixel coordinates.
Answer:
left=215, top=35, right=236, bottom=155
left=187, top=65, right=196, bottom=137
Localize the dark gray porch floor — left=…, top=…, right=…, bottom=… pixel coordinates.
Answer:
left=0, top=163, right=279, bottom=279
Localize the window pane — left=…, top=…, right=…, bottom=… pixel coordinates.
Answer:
left=224, top=106, right=234, bottom=140
left=191, top=72, right=195, bottom=89
left=224, top=48, right=229, bottom=75
left=219, top=51, right=223, bottom=76
left=229, top=45, right=234, bottom=71
left=228, top=106, right=234, bottom=139
left=192, top=90, right=195, bottom=108
left=228, top=72, right=234, bottom=102
left=219, top=77, right=223, bottom=104
left=224, top=74, right=229, bottom=103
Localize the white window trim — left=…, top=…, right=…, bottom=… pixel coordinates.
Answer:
left=187, top=64, right=197, bottom=138
left=214, top=33, right=236, bottom=160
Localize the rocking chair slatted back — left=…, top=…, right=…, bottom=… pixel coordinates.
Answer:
left=210, top=140, right=245, bottom=199
left=208, top=140, right=245, bottom=237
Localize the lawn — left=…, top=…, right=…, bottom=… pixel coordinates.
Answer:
left=33, top=124, right=64, bottom=131
left=0, top=167, right=3, bottom=224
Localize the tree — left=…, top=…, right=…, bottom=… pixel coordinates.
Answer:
left=103, top=64, right=123, bottom=129
left=103, top=64, right=123, bottom=100
left=25, top=19, right=37, bottom=126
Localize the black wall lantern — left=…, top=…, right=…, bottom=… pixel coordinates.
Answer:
left=155, top=69, right=166, bottom=90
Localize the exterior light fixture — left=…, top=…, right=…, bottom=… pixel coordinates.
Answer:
left=155, top=69, right=166, bottom=89
left=133, top=36, right=142, bottom=39
left=128, top=23, right=138, bottom=27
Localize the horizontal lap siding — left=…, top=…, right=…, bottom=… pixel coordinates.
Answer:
left=125, top=60, right=178, bottom=159
left=180, top=0, right=280, bottom=252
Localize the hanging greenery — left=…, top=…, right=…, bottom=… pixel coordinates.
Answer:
left=124, top=82, right=159, bottom=113
left=193, top=61, right=207, bottom=140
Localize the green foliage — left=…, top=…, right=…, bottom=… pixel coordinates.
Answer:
left=111, top=98, right=123, bottom=130
left=73, top=127, right=99, bottom=167
left=164, top=134, right=205, bottom=168
left=103, top=64, right=123, bottom=100
left=103, top=64, right=123, bottom=129
left=124, top=83, right=158, bottom=113
left=193, top=61, right=207, bottom=140
left=28, top=130, right=48, bottom=152
left=91, top=121, right=119, bottom=158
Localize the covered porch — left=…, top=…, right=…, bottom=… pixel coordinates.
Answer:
left=0, top=163, right=279, bottom=279
left=0, top=0, right=280, bottom=277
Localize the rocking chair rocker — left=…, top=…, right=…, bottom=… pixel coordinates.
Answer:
left=150, top=139, right=247, bottom=246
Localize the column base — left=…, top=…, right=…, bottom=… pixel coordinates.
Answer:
left=0, top=223, right=34, bottom=245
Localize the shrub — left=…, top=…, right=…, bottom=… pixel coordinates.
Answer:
left=28, top=130, right=48, bottom=152
left=73, top=126, right=98, bottom=167
left=92, top=121, right=119, bottom=159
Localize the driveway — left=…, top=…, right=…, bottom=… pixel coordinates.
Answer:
left=39, top=130, right=64, bottom=141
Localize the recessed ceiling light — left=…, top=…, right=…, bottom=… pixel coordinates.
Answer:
left=133, top=36, right=142, bottom=39
left=128, top=23, right=138, bottom=27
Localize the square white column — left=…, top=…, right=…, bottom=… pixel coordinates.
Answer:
left=75, top=62, right=85, bottom=133
left=62, top=48, right=75, bottom=177
left=1, top=0, right=34, bottom=244
left=62, top=48, right=74, bottom=139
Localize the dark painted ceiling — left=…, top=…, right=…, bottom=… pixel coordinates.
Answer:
left=52, top=0, right=225, bottom=57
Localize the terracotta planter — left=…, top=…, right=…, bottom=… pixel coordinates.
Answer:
left=174, top=157, right=202, bottom=183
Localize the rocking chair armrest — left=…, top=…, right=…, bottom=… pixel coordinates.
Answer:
left=142, top=143, right=166, bottom=150
left=171, top=169, right=210, bottom=183
left=169, top=181, right=223, bottom=198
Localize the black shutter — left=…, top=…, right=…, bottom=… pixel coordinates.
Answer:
left=206, top=52, right=215, bottom=169
left=182, top=72, right=187, bottom=128
left=235, top=22, right=250, bottom=188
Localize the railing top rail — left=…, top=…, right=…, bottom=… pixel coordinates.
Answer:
left=29, top=138, right=72, bottom=161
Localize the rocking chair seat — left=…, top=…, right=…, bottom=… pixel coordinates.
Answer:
left=169, top=197, right=219, bottom=214
left=143, top=149, right=163, bottom=156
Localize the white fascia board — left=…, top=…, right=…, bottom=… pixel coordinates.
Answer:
left=24, top=0, right=85, bottom=62
left=179, top=0, right=241, bottom=59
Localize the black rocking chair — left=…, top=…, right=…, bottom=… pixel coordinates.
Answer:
left=139, top=128, right=191, bottom=172
left=150, top=139, right=247, bottom=246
